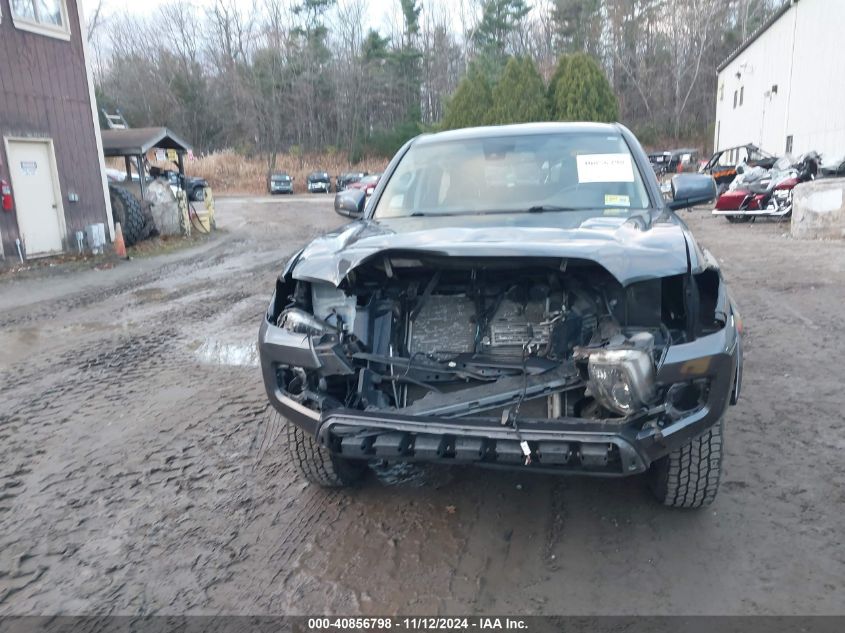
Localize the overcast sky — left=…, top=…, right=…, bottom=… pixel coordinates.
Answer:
left=81, top=0, right=411, bottom=35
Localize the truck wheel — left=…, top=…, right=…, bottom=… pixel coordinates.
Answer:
left=649, top=418, right=723, bottom=508
left=108, top=185, right=148, bottom=246
left=284, top=415, right=366, bottom=487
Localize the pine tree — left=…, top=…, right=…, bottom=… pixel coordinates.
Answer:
left=473, top=0, right=530, bottom=70
left=550, top=53, right=619, bottom=122
left=488, top=57, right=549, bottom=125
left=546, top=53, right=571, bottom=107
left=552, top=0, right=603, bottom=57
left=440, top=63, right=493, bottom=130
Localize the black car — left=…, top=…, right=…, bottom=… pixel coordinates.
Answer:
left=269, top=172, right=294, bottom=195
left=307, top=171, right=332, bottom=193
left=258, top=122, right=742, bottom=508
left=154, top=168, right=208, bottom=202
left=336, top=171, right=367, bottom=192
left=648, top=151, right=671, bottom=175
left=663, top=148, right=700, bottom=174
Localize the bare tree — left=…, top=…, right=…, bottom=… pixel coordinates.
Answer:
left=159, top=2, right=200, bottom=68
left=90, top=0, right=781, bottom=153
left=664, top=0, right=722, bottom=138
left=85, top=0, right=105, bottom=44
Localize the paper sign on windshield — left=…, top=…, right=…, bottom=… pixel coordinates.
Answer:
left=576, top=154, right=635, bottom=183
left=604, top=194, right=630, bottom=207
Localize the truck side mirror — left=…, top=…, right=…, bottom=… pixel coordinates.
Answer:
left=668, top=174, right=717, bottom=210
left=335, top=189, right=366, bottom=218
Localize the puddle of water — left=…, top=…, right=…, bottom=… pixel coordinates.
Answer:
left=194, top=339, right=259, bottom=367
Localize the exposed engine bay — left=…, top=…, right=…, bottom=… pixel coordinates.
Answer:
left=269, top=255, right=724, bottom=425
left=259, top=124, right=740, bottom=501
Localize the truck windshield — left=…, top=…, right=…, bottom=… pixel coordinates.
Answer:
left=373, top=132, right=651, bottom=218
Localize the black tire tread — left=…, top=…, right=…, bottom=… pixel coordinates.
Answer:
left=651, top=418, right=723, bottom=509
left=285, top=416, right=363, bottom=487
left=108, top=184, right=149, bottom=246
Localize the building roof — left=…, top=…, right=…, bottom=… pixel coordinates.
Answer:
left=717, top=0, right=798, bottom=72
left=100, top=127, right=192, bottom=157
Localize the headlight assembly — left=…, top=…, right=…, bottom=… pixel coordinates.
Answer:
left=277, top=308, right=335, bottom=336
left=587, top=348, right=655, bottom=416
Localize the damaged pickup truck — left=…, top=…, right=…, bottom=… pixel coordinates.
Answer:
left=259, top=123, right=742, bottom=508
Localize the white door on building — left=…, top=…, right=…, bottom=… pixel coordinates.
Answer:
left=6, top=139, right=64, bottom=256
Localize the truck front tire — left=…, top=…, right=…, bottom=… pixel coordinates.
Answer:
left=283, top=414, right=366, bottom=487
left=649, top=418, right=723, bottom=508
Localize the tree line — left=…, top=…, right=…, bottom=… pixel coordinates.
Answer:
left=441, top=53, right=618, bottom=130
left=90, top=0, right=781, bottom=166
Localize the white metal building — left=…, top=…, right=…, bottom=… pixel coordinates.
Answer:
left=714, top=0, right=845, bottom=160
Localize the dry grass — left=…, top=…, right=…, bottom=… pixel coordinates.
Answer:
left=183, top=150, right=389, bottom=195
left=114, top=139, right=711, bottom=197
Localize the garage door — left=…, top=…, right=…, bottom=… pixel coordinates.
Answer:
left=6, top=139, right=64, bottom=256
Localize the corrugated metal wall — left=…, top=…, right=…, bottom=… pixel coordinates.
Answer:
left=0, top=0, right=107, bottom=259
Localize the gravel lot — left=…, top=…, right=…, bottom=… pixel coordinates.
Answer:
left=1, top=195, right=843, bottom=615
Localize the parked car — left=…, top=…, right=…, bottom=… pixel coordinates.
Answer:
left=663, top=148, right=701, bottom=174
left=345, top=173, right=381, bottom=197
left=139, top=163, right=208, bottom=202
left=160, top=169, right=208, bottom=202
left=648, top=151, right=671, bottom=176
left=307, top=171, right=332, bottom=193
left=336, top=172, right=367, bottom=192
left=269, top=172, right=294, bottom=195
left=820, top=153, right=845, bottom=178
left=258, top=122, right=740, bottom=509
left=700, top=144, right=777, bottom=194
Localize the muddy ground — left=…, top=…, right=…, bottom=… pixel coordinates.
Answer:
left=1, top=196, right=843, bottom=616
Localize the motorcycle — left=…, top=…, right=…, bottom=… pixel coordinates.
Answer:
left=712, top=152, right=820, bottom=223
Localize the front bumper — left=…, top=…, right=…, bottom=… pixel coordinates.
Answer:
left=259, top=319, right=739, bottom=476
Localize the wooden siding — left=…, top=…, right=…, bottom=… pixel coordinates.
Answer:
left=0, top=0, right=107, bottom=258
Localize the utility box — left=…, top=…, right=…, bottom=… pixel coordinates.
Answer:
left=86, top=223, right=106, bottom=254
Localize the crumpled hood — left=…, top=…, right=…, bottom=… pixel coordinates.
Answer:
left=290, top=212, right=692, bottom=287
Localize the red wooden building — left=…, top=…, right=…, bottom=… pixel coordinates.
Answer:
left=0, top=0, right=112, bottom=261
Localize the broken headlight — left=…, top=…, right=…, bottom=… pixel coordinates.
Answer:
left=277, top=308, right=335, bottom=336
left=587, top=349, right=655, bottom=416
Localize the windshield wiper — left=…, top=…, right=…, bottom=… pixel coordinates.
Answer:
left=400, top=207, right=578, bottom=218
left=526, top=205, right=579, bottom=213
left=405, top=211, right=494, bottom=217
